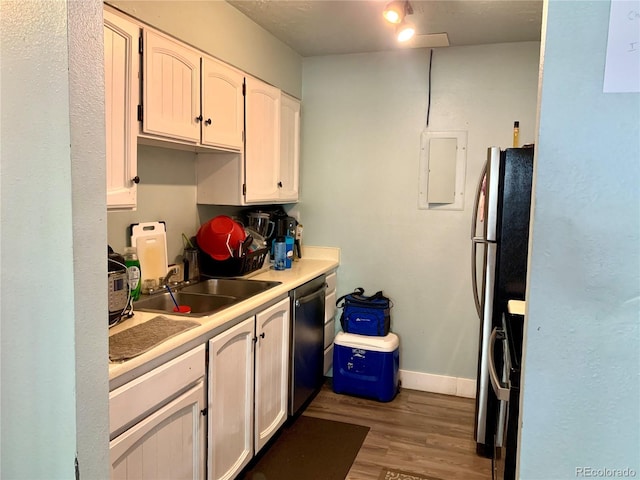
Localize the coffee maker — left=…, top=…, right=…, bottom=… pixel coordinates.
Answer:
left=271, top=212, right=302, bottom=259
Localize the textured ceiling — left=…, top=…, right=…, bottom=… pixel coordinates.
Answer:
left=227, top=0, right=543, bottom=57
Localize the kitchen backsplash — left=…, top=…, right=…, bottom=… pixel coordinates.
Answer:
left=107, top=144, right=299, bottom=264
left=107, top=145, right=239, bottom=263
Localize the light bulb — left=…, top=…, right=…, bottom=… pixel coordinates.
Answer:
left=396, top=20, right=415, bottom=42
left=383, top=1, right=404, bottom=24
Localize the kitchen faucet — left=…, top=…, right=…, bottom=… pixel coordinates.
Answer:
left=161, top=266, right=179, bottom=286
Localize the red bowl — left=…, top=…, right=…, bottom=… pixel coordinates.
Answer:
left=197, top=216, right=246, bottom=261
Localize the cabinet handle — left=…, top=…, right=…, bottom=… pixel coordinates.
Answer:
left=260, top=332, right=265, bottom=339
left=195, top=115, right=203, bottom=123
left=277, top=181, right=283, bottom=188
left=205, top=118, right=212, bottom=125
left=131, top=176, right=140, bottom=184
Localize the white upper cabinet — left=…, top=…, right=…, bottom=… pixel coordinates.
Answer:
left=142, top=29, right=200, bottom=143
left=106, top=9, right=301, bottom=207
left=196, top=83, right=301, bottom=206
left=201, top=57, right=244, bottom=151
left=104, top=9, right=139, bottom=210
left=245, top=77, right=281, bottom=203
left=244, top=76, right=282, bottom=203
left=279, top=93, right=301, bottom=202
left=141, top=29, right=244, bottom=153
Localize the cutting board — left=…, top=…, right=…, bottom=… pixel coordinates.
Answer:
left=130, top=222, right=168, bottom=286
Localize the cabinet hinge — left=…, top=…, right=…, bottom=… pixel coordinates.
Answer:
left=242, top=81, right=246, bottom=96
left=137, top=105, right=143, bottom=122
left=242, top=183, right=246, bottom=195
left=138, top=35, right=143, bottom=54
left=75, top=456, right=80, bottom=480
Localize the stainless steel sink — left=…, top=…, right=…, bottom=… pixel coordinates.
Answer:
left=133, top=278, right=281, bottom=317
left=181, top=278, right=281, bottom=298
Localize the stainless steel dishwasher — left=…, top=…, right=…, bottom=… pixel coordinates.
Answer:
left=289, top=275, right=326, bottom=416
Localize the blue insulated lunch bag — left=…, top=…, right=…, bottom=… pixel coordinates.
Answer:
left=337, top=287, right=392, bottom=336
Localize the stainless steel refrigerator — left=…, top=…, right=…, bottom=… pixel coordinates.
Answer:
left=471, top=146, right=534, bottom=460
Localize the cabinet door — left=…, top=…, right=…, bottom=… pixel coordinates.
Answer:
left=244, top=76, right=281, bottom=203
left=143, top=29, right=200, bottom=143
left=208, top=318, right=254, bottom=480
left=255, top=298, right=290, bottom=453
left=104, top=10, right=139, bottom=210
left=201, top=57, right=244, bottom=151
left=110, top=381, right=206, bottom=480
left=279, top=94, right=300, bottom=202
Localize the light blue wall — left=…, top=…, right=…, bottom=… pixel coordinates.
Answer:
left=1, top=0, right=109, bottom=477
left=300, top=43, right=540, bottom=380
left=518, top=1, right=640, bottom=478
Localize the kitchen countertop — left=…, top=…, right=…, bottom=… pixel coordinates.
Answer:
left=108, top=246, right=340, bottom=390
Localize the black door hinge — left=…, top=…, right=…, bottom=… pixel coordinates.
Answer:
left=138, top=35, right=143, bottom=54
left=242, top=81, right=246, bottom=96
left=137, top=105, right=143, bottom=122
left=242, top=183, right=246, bottom=195
left=75, top=456, right=80, bottom=480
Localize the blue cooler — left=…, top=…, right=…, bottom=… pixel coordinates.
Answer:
left=333, top=331, right=400, bottom=402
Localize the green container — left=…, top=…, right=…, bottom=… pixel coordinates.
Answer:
left=124, top=246, right=142, bottom=301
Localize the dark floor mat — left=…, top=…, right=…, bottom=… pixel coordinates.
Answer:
left=240, top=415, right=369, bottom=480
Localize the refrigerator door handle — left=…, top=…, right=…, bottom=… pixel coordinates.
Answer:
left=471, top=162, right=488, bottom=321
left=470, top=161, right=487, bottom=240
left=471, top=240, right=482, bottom=319
left=488, top=327, right=510, bottom=402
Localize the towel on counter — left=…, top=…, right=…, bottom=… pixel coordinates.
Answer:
left=109, top=316, right=200, bottom=362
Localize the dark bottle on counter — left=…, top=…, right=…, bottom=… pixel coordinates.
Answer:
left=124, top=246, right=141, bottom=301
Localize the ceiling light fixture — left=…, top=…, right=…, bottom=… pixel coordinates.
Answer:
left=382, top=1, right=405, bottom=24
left=383, top=1, right=415, bottom=42
left=396, top=18, right=416, bottom=42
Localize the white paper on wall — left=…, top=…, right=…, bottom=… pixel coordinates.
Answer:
left=603, top=0, right=640, bottom=93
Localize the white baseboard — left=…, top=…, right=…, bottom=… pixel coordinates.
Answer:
left=399, top=369, right=476, bottom=399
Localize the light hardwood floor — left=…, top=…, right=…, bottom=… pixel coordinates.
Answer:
left=304, top=381, right=492, bottom=480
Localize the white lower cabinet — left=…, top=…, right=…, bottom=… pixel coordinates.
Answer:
left=109, top=345, right=207, bottom=480
left=207, top=317, right=255, bottom=480
left=254, top=298, right=290, bottom=453
left=208, top=297, right=290, bottom=480
left=324, top=271, right=337, bottom=374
